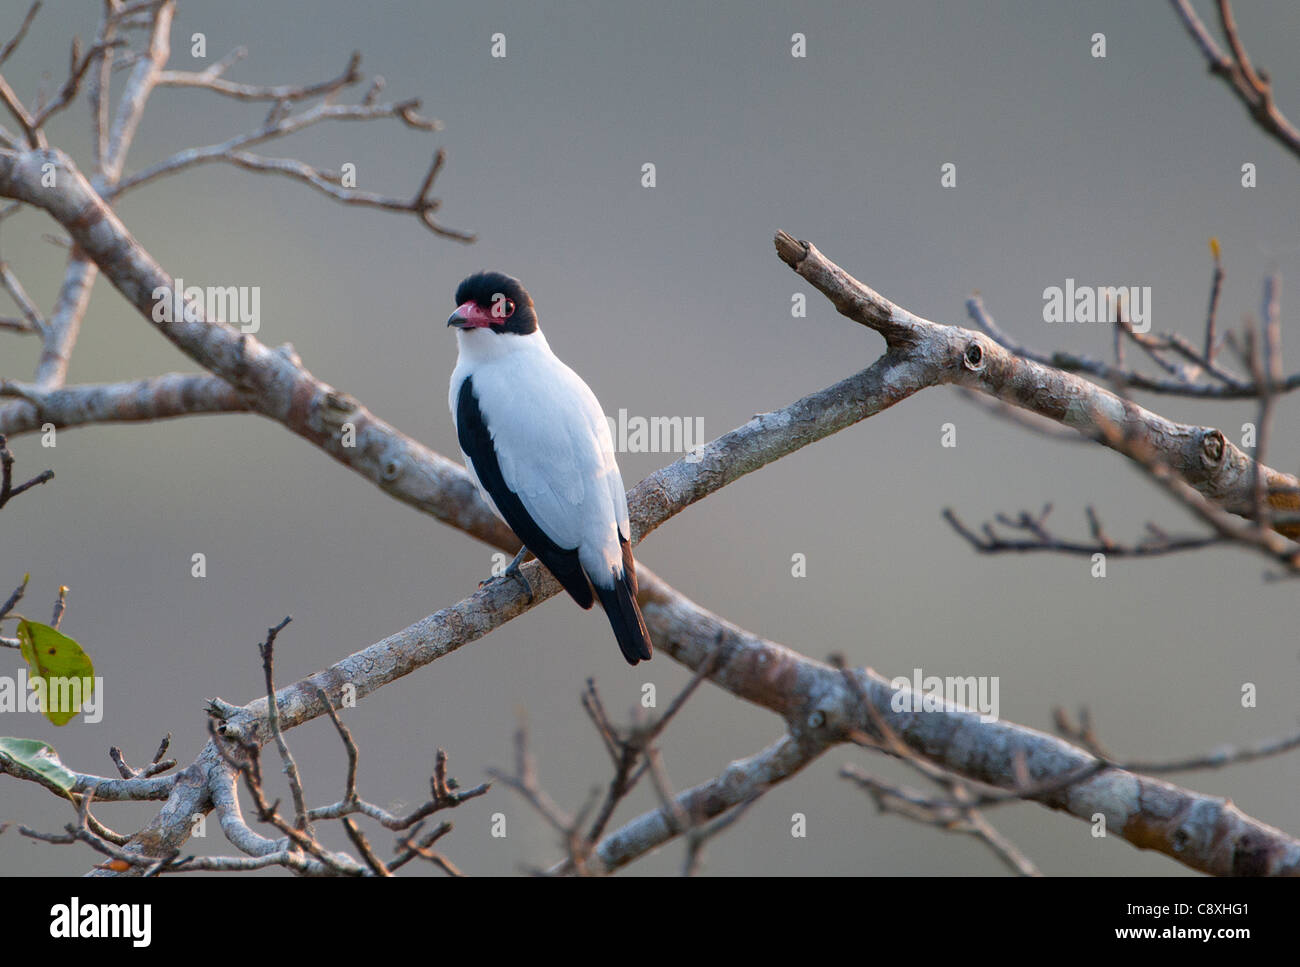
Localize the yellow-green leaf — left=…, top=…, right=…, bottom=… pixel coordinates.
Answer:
left=0, top=737, right=76, bottom=791
left=16, top=620, right=94, bottom=726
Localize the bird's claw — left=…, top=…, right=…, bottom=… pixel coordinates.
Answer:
left=479, top=551, right=534, bottom=604
left=509, top=567, right=534, bottom=604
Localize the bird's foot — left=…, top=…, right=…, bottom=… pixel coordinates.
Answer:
left=479, top=547, right=534, bottom=603
left=506, top=563, right=534, bottom=604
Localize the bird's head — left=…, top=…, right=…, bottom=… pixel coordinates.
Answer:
left=447, top=271, right=538, bottom=336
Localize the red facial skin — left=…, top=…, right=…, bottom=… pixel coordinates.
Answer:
left=449, top=300, right=507, bottom=328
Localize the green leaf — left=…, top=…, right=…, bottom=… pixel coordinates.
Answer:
left=16, top=620, right=94, bottom=726
left=0, top=737, right=76, bottom=791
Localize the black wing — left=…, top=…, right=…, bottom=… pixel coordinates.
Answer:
left=456, top=376, right=595, bottom=609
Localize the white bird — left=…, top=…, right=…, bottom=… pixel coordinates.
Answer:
left=446, top=271, right=653, bottom=665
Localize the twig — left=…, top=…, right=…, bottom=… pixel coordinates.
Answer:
left=0, top=433, right=53, bottom=508
left=1169, top=1, right=1300, bottom=162
left=967, top=294, right=1261, bottom=398
left=943, top=505, right=1222, bottom=559
left=257, top=616, right=308, bottom=831
left=1055, top=706, right=1300, bottom=775
left=0, top=3, right=40, bottom=69
left=155, top=49, right=360, bottom=103
left=0, top=260, right=45, bottom=333
left=49, top=584, right=66, bottom=629
left=840, top=764, right=1040, bottom=875
left=0, top=573, right=27, bottom=621
left=485, top=720, right=574, bottom=836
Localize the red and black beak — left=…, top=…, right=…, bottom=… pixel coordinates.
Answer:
left=447, top=301, right=497, bottom=329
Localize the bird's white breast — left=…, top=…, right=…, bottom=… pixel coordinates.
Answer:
left=449, top=329, right=630, bottom=578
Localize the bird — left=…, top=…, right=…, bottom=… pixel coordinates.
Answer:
left=446, top=271, right=654, bottom=665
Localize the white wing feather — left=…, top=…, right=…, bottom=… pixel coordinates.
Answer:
left=451, top=333, right=629, bottom=580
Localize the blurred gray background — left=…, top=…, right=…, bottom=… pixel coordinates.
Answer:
left=2, top=0, right=1298, bottom=876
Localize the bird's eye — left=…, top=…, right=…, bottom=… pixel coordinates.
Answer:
left=490, top=294, right=516, bottom=319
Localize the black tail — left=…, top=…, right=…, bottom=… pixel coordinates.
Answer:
left=592, top=541, right=653, bottom=665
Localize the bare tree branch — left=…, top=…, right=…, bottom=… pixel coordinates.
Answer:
left=0, top=202, right=1288, bottom=876
left=1170, top=0, right=1300, bottom=161
left=774, top=232, right=1300, bottom=543
left=968, top=293, right=1269, bottom=399
left=0, top=260, right=44, bottom=333
left=0, top=372, right=248, bottom=434
left=3, top=0, right=1296, bottom=880
left=0, top=432, right=52, bottom=507
left=840, top=765, right=1040, bottom=876
left=0, top=3, right=40, bottom=71
left=943, top=504, right=1223, bottom=559
left=155, top=48, right=360, bottom=103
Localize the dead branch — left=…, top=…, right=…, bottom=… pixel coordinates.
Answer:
left=0, top=432, right=52, bottom=507
left=943, top=504, right=1223, bottom=559
left=1170, top=0, right=1300, bottom=161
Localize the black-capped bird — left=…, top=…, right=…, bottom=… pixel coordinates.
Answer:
left=447, top=271, right=654, bottom=665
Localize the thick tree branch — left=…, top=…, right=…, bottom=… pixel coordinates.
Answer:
left=0, top=372, right=248, bottom=433
left=591, top=584, right=1300, bottom=876
left=2, top=6, right=1292, bottom=874
left=0, top=186, right=1288, bottom=874
left=776, top=232, right=1300, bottom=542
left=967, top=293, right=1265, bottom=398
left=579, top=732, right=811, bottom=875
left=100, top=0, right=173, bottom=185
